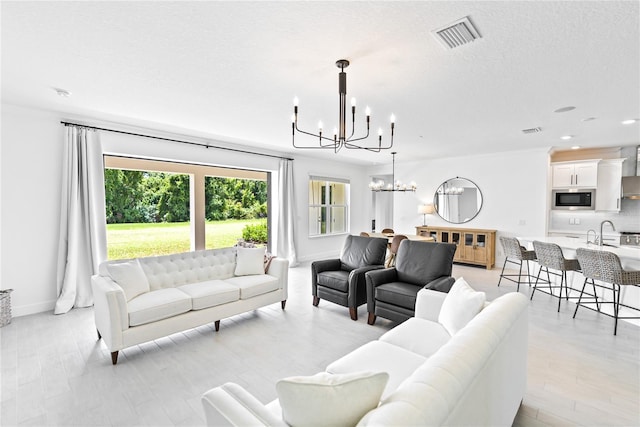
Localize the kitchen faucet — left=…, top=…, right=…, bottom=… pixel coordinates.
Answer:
left=586, top=229, right=597, bottom=245
left=599, top=220, right=616, bottom=246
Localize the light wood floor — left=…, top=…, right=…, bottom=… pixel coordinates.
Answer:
left=1, top=263, right=638, bottom=426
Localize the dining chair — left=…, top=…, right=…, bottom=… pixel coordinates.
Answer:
left=385, top=234, right=408, bottom=268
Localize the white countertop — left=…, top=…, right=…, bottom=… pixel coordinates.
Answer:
left=518, top=236, right=640, bottom=266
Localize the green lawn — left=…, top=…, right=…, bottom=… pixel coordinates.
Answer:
left=107, top=219, right=266, bottom=260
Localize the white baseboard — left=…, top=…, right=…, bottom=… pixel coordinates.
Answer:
left=12, top=299, right=56, bottom=317
left=296, top=251, right=341, bottom=264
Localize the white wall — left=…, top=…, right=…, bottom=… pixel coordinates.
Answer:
left=292, top=156, right=369, bottom=263
left=1, top=105, right=64, bottom=316
left=1, top=104, right=369, bottom=315
left=366, top=148, right=551, bottom=264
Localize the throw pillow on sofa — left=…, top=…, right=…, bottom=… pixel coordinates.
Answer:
left=234, top=247, right=266, bottom=276
left=106, top=259, right=150, bottom=301
left=276, top=371, right=389, bottom=427
left=438, top=277, right=486, bottom=335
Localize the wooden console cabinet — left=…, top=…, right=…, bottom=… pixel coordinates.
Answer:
left=415, top=226, right=496, bottom=269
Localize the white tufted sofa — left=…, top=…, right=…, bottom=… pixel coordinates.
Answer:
left=91, top=247, right=288, bottom=364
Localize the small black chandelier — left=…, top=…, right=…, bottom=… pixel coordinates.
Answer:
left=292, top=59, right=395, bottom=153
left=369, top=152, right=416, bottom=192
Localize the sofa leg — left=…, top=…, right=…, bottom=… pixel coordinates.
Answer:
left=281, top=300, right=286, bottom=310
left=349, top=307, right=358, bottom=321
left=111, top=351, right=119, bottom=365
left=312, top=296, right=320, bottom=306
left=214, top=320, right=220, bottom=332
left=97, top=329, right=101, bottom=340
left=367, top=312, right=376, bottom=325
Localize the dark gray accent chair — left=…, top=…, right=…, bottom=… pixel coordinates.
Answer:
left=312, top=235, right=388, bottom=320
left=366, top=240, right=457, bottom=325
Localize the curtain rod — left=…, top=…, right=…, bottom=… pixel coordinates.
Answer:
left=60, top=121, right=294, bottom=161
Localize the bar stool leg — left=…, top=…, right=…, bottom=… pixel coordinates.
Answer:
left=592, top=282, right=600, bottom=311
left=498, top=258, right=508, bottom=287
left=573, top=278, right=589, bottom=319
left=531, top=266, right=542, bottom=300
left=613, top=283, right=621, bottom=336
left=545, top=268, right=553, bottom=295
left=557, top=271, right=564, bottom=312
left=517, top=260, right=524, bottom=292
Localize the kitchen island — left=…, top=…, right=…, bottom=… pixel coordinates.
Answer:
left=519, top=236, right=640, bottom=268
left=518, top=236, right=640, bottom=327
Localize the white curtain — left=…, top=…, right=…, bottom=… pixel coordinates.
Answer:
left=54, top=126, right=107, bottom=314
left=277, top=159, right=298, bottom=267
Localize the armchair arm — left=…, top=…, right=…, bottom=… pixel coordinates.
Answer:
left=365, top=268, right=399, bottom=313
left=201, top=383, right=287, bottom=427
left=347, top=265, right=385, bottom=307
left=91, top=275, right=129, bottom=352
left=311, top=259, right=342, bottom=296
left=414, top=288, right=448, bottom=321
left=424, top=276, right=455, bottom=293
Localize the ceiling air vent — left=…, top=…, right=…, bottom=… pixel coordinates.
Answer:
left=432, top=16, right=481, bottom=50
left=521, top=127, right=543, bottom=134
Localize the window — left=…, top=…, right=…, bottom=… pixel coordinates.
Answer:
left=308, top=176, right=349, bottom=236
left=104, top=156, right=269, bottom=259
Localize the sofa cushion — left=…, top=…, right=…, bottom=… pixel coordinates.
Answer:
left=326, top=341, right=427, bottom=399
left=316, top=270, right=349, bottom=292
left=374, top=282, right=421, bottom=310
left=128, top=288, right=192, bottom=326
left=225, top=274, right=279, bottom=299
left=379, top=317, right=451, bottom=358
left=276, top=371, right=389, bottom=427
left=235, top=247, right=266, bottom=276
left=177, top=280, right=240, bottom=310
left=438, top=277, right=486, bottom=335
left=106, top=259, right=150, bottom=301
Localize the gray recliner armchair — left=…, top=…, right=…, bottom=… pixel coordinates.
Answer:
left=366, top=240, right=456, bottom=325
left=312, top=235, right=388, bottom=320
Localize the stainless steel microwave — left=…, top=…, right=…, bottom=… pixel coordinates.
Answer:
left=552, top=189, right=595, bottom=210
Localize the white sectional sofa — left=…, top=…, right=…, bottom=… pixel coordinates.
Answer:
left=202, top=279, right=529, bottom=426
left=91, top=246, right=288, bottom=364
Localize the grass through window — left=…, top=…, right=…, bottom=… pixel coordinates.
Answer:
left=107, top=219, right=265, bottom=260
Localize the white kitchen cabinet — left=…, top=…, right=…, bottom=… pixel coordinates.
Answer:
left=551, top=160, right=599, bottom=188
left=596, top=159, right=625, bottom=211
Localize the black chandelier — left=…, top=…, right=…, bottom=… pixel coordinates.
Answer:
left=292, top=59, right=395, bottom=153
left=369, top=152, right=416, bottom=192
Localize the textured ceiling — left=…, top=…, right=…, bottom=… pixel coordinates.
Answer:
left=2, top=1, right=639, bottom=165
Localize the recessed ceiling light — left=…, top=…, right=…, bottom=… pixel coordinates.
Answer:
left=554, top=106, right=576, bottom=113
left=560, top=135, right=573, bottom=140
left=622, top=119, right=638, bottom=125
left=53, top=87, right=72, bottom=97
left=571, top=146, right=581, bottom=150
left=581, top=117, right=596, bottom=122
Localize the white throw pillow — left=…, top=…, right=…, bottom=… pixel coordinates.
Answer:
left=106, top=260, right=150, bottom=301
left=234, top=247, right=266, bottom=276
left=276, top=371, right=388, bottom=427
left=438, top=277, right=486, bottom=335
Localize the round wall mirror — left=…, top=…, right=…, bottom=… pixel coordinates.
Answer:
left=433, top=177, right=483, bottom=224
